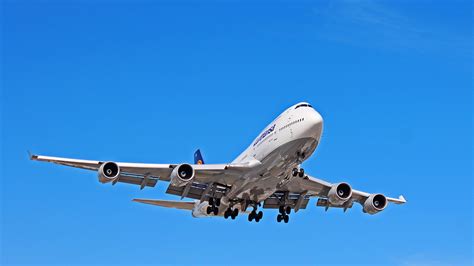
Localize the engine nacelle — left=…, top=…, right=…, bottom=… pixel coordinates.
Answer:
left=328, top=182, right=352, bottom=205
left=363, top=194, right=387, bottom=214
left=170, top=164, right=195, bottom=187
left=98, top=162, right=120, bottom=183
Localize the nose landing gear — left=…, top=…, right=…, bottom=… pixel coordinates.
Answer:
left=292, top=168, right=305, bottom=178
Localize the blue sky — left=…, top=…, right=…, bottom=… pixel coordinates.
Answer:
left=1, top=1, right=472, bottom=265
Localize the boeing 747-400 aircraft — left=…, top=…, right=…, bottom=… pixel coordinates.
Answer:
left=31, top=102, right=406, bottom=223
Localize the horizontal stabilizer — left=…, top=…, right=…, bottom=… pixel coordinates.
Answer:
left=133, top=199, right=194, bottom=210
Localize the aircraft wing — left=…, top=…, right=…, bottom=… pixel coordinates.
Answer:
left=30, top=154, right=250, bottom=188
left=281, top=175, right=406, bottom=212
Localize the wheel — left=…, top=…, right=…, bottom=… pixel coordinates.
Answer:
left=284, top=215, right=289, bottom=223
left=285, top=206, right=291, bottom=215
left=215, top=198, right=221, bottom=206
left=231, top=212, right=236, bottom=220
left=209, top=198, right=214, bottom=206
left=298, top=168, right=305, bottom=177
left=279, top=206, right=285, bottom=213
left=206, top=206, right=212, bottom=214
left=255, top=217, right=260, bottom=223
left=233, top=208, right=239, bottom=217
left=277, top=214, right=282, bottom=222
left=257, top=211, right=263, bottom=220
left=248, top=213, right=253, bottom=222
left=213, top=207, right=219, bottom=215
left=292, top=168, right=298, bottom=177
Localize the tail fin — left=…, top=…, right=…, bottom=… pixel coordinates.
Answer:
left=194, top=149, right=205, bottom=165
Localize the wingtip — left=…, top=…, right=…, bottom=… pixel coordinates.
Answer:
left=399, top=195, right=407, bottom=203
left=27, top=150, right=38, bottom=160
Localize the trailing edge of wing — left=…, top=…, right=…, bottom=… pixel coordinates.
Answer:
left=132, top=199, right=195, bottom=210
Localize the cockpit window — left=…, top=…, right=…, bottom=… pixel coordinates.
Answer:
left=295, top=104, right=312, bottom=109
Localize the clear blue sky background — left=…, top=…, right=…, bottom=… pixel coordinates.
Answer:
left=1, top=1, right=472, bottom=265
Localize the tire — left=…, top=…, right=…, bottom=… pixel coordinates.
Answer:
left=257, top=211, right=263, bottom=220
left=233, top=208, right=239, bottom=217
left=285, top=206, right=291, bottom=215
left=213, top=207, right=219, bottom=216
left=292, top=168, right=298, bottom=177
left=248, top=214, right=253, bottom=222
left=277, top=214, right=282, bottom=222
left=279, top=206, right=285, bottom=213
left=215, top=198, right=221, bottom=206
left=206, top=206, right=212, bottom=214
left=298, top=168, right=305, bottom=177
left=284, top=215, right=289, bottom=223
left=209, top=198, right=214, bottom=206
left=255, top=217, right=260, bottom=223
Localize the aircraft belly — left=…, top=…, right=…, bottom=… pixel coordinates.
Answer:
left=232, top=137, right=318, bottom=202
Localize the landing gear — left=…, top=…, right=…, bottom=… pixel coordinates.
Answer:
left=207, top=197, right=220, bottom=215
left=248, top=209, right=263, bottom=222
left=206, top=205, right=219, bottom=215
left=277, top=214, right=289, bottom=223
left=247, top=203, right=263, bottom=223
left=277, top=205, right=290, bottom=223
left=292, top=168, right=298, bottom=177
left=292, top=168, right=305, bottom=178
left=298, top=168, right=305, bottom=177
left=224, top=207, right=239, bottom=219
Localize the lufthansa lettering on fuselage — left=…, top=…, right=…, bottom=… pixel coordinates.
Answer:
left=253, top=124, right=276, bottom=147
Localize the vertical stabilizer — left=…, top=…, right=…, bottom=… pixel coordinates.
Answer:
left=194, top=149, right=205, bottom=165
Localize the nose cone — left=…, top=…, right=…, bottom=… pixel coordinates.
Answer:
left=304, top=109, right=323, bottom=140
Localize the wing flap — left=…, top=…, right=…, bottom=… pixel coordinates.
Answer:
left=133, top=199, right=195, bottom=210
left=165, top=183, right=228, bottom=200
left=116, top=175, right=158, bottom=188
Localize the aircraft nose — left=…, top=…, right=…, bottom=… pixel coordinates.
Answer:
left=306, top=110, right=323, bottom=139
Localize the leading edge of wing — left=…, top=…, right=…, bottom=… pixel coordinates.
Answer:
left=351, top=189, right=407, bottom=204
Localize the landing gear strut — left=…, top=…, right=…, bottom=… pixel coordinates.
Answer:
left=292, top=168, right=305, bottom=178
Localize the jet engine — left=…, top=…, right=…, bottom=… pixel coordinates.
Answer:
left=328, top=182, right=352, bottom=205
left=170, top=164, right=195, bottom=187
left=363, top=194, right=387, bottom=214
left=98, top=162, right=120, bottom=183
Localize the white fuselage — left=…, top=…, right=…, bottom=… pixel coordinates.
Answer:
left=192, top=102, right=323, bottom=217
left=233, top=102, right=323, bottom=165
left=227, top=103, right=323, bottom=203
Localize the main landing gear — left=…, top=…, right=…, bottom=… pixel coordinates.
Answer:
left=248, top=208, right=263, bottom=223
left=277, top=206, right=290, bottom=223
left=247, top=202, right=263, bottom=223
left=223, top=207, right=239, bottom=219
left=292, top=167, right=305, bottom=178
left=206, top=197, right=220, bottom=216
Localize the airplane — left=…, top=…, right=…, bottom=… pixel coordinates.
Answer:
left=30, top=102, right=406, bottom=223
